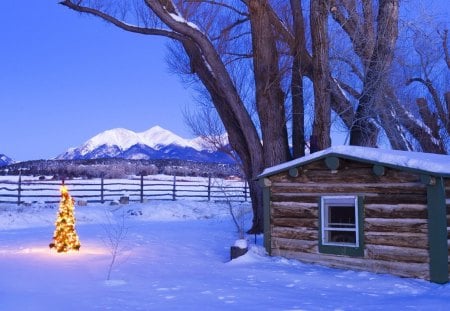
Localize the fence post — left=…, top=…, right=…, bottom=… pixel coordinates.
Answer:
left=207, top=175, right=211, bottom=201
left=140, top=174, right=144, bottom=203
left=17, top=171, right=22, bottom=206
left=244, top=181, right=248, bottom=202
left=100, top=177, right=104, bottom=204
left=172, top=174, right=176, bottom=201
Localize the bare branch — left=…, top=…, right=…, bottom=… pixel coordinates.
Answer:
left=446, top=92, right=450, bottom=117
left=210, top=18, right=249, bottom=41
left=406, top=77, right=446, bottom=123
left=263, top=0, right=312, bottom=74
left=399, top=103, right=446, bottom=154
left=335, top=79, right=361, bottom=100
left=223, top=54, right=252, bottom=67
left=442, top=29, right=450, bottom=69
left=186, top=0, right=248, bottom=17
left=331, top=56, right=364, bottom=81
left=329, top=0, right=358, bottom=44
left=223, top=52, right=252, bottom=58
left=59, top=0, right=184, bottom=40
left=416, top=98, right=440, bottom=137
left=330, top=77, right=355, bottom=128
left=330, top=0, right=374, bottom=63
left=214, top=31, right=251, bottom=43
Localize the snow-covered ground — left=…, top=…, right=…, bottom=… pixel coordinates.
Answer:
left=1, top=200, right=449, bottom=310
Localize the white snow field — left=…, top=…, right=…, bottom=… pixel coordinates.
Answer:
left=0, top=199, right=449, bottom=311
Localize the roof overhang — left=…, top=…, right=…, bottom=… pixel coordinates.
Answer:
left=258, top=146, right=450, bottom=179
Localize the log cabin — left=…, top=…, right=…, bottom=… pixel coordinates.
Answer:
left=258, top=146, right=450, bottom=283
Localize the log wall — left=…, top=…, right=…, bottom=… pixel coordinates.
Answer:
left=269, top=158, right=431, bottom=280
left=447, top=201, right=450, bottom=280
left=446, top=179, right=450, bottom=279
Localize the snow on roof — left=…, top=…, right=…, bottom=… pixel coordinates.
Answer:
left=259, top=145, right=450, bottom=178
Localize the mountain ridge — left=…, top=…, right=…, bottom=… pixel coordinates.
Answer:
left=57, top=126, right=233, bottom=164
left=0, top=154, right=14, bottom=167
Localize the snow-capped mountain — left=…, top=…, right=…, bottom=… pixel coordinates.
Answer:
left=0, top=154, right=14, bottom=166
left=56, top=126, right=234, bottom=163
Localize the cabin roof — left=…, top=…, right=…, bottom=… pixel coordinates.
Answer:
left=259, top=146, right=450, bottom=178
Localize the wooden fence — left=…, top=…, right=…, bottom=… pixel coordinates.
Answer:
left=0, top=175, right=249, bottom=205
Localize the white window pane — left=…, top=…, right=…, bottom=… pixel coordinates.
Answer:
left=321, top=196, right=359, bottom=247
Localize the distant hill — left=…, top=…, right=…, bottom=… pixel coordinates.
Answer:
left=1, top=158, right=242, bottom=179
left=0, top=154, right=14, bottom=167
left=56, top=126, right=234, bottom=164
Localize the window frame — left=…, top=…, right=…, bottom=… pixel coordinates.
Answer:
left=319, top=195, right=364, bottom=257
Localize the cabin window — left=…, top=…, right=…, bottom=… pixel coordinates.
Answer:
left=319, top=196, right=364, bottom=256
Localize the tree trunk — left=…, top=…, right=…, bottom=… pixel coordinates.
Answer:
left=248, top=0, right=290, bottom=169
left=443, top=29, right=450, bottom=69
left=247, top=179, right=264, bottom=234
left=291, top=58, right=305, bottom=158
left=349, top=105, right=379, bottom=147
left=60, top=0, right=272, bottom=235
left=350, top=0, right=399, bottom=146
left=181, top=39, right=265, bottom=233
left=310, top=0, right=331, bottom=151
left=446, top=92, right=450, bottom=119
left=290, top=0, right=306, bottom=158
left=415, top=98, right=446, bottom=153
left=377, top=102, right=411, bottom=151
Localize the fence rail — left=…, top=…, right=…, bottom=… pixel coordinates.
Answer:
left=0, top=175, right=249, bottom=205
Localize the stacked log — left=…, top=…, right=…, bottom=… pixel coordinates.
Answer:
left=268, top=159, right=431, bottom=280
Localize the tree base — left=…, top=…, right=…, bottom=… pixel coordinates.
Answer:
left=230, top=246, right=248, bottom=260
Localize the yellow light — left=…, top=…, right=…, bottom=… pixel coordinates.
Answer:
left=49, top=183, right=81, bottom=253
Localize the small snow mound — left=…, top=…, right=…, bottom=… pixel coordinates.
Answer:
left=234, top=239, right=248, bottom=249
left=227, top=245, right=268, bottom=265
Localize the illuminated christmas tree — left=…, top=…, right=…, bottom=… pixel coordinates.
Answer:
left=49, top=183, right=81, bottom=252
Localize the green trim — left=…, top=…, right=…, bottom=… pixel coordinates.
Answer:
left=325, top=156, right=340, bottom=170
left=426, top=177, right=448, bottom=284
left=263, top=186, right=271, bottom=255
left=318, top=196, right=364, bottom=257
left=258, top=177, right=272, bottom=187
left=357, top=196, right=365, bottom=253
left=372, top=165, right=385, bottom=176
left=288, top=167, right=299, bottom=177
left=420, top=174, right=436, bottom=186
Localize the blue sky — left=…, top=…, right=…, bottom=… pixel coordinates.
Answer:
left=0, top=1, right=194, bottom=161
left=0, top=1, right=448, bottom=161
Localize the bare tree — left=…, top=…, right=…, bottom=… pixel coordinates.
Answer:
left=60, top=0, right=269, bottom=233
left=326, top=0, right=448, bottom=153
left=329, top=0, right=400, bottom=146
left=401, top=25, right=450, bottom=153
left=183, top=103, right=240, bottom=164
left=59, top=0, right=449, bottom=233
left=103, top=208, right=129, bottom=281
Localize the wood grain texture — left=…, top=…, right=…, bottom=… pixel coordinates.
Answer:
left=267, top=157, right=436, bottom=280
